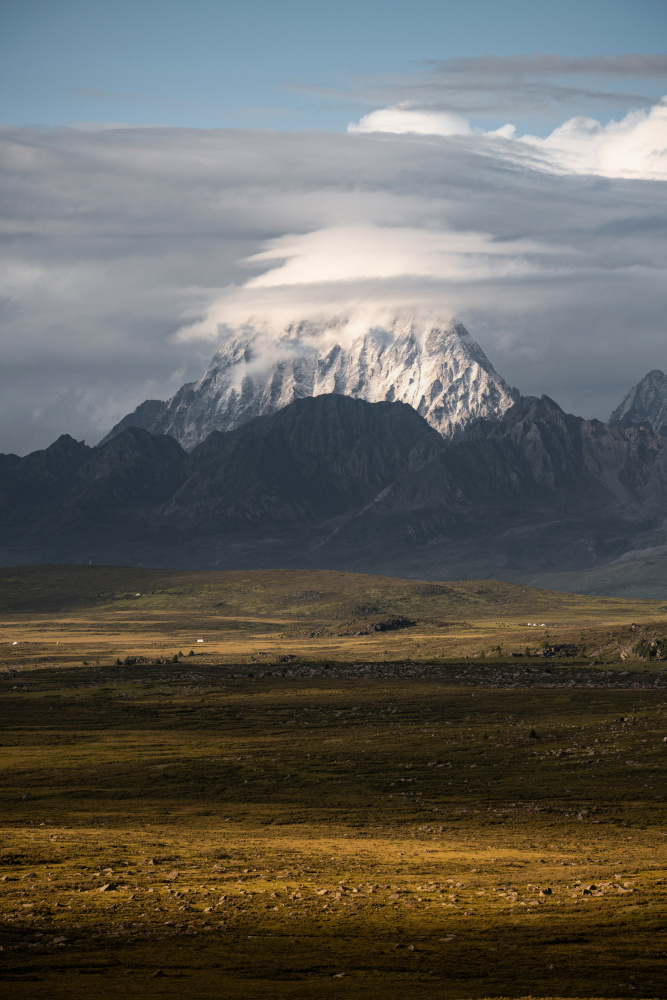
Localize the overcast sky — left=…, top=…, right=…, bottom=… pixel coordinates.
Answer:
left=1, top=0, right=667, bottom=453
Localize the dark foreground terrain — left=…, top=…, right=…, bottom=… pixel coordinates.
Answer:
left=0, top=568, right=666, bottom=999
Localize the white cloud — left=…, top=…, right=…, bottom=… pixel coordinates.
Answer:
left=517, top=98, right=667, bottom=180
left=245, top=225, right=552, bottom=285
left=348, top=104, right=471, bottom=137
left=348, top=96, right=667, bottom=181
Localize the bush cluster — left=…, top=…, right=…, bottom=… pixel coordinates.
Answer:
left=633, top=637, right=667, bottom=659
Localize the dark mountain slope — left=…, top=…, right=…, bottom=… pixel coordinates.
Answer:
left=165, top=394, right=444, bottom=528
left=1, top=392, right=667, bottom=595
left=309, top=396, right=667, bottom=584
left=374, top=395, right=667, bottom=512
left=0, top=394, right=445, bottom=562
left=71, top=429, right=187, bottom=510
left=0, top=435, right=90, bottom=529
left=0, top=429, right=187, bottom=558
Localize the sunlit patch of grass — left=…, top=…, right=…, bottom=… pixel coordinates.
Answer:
left=1, top=662, right=666, bottom=997
left=0, top=567, right=666, bottom=997
left=1, top=565, right=666, bottom=668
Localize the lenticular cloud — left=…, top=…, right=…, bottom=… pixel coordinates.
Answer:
left=175, top=223, right=556, bottom=344
left=347, top=98, right=667, bottom=181
left=348, top=104, right=472, bottom=137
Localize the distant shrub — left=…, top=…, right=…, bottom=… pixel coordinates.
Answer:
left=633, top=637, right=667, bottom=660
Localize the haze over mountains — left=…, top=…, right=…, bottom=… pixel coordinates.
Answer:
left=2, top=317, right=667, bottom=598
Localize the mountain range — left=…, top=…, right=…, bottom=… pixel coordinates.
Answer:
left=2, top=315, right=667, bottom=595
left=3, top=379, right=667, bottom=597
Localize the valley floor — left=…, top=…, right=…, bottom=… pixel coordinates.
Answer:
left=0, top=568, right=666, bottom=999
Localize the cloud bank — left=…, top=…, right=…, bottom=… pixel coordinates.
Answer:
left=347, top=98, right=667, bottom=180
left=522, top=98, right=667, bottom=179
left=320, top=51, right=667, bottom=119
left=0, top=103, right=666, bottom=453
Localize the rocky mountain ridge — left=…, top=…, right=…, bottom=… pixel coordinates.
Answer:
left=610, top=369, right=667, bottom=436
left=4, top=392, right=667, bottom=596
left=103, top=318, right=518, bottom=448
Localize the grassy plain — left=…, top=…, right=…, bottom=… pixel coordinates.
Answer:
left=1, top=566, right=666, bottom=999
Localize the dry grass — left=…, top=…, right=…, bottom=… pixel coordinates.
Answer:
left=0, top=567, right=666, bottom=998
left=1, top=565, right=666, bottom=666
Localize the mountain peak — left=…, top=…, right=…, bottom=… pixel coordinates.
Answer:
left=99, top=399, right=167, bottom=447
left=104, top=316, right=518, bottom=449
left=609, top=369, right=667, bottom=435
left=507, top=394, right=565, bottom=421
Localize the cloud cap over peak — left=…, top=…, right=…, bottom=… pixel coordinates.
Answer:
left=0, top=112, right=666, bottom=455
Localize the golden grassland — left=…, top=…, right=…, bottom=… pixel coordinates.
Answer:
left=0, top=566, right=666, bottom=999
left=2, top=564, right=667, bottom=664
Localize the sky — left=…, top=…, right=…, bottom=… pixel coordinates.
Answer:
left=1, top=0, right=667, bottom=453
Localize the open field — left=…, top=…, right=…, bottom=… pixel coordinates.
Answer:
left=3, top=565, right=667, bottom=666
left=1, top=567, right=666, bottom=999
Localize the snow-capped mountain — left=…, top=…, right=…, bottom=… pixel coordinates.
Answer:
left=103, top=317, right=519, bottom=449
left=609, top=370, right=667, bottom=436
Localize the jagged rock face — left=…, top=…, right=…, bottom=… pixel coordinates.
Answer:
left=610, top=370, right=667, bottom=436
left=103, top=318, right=518, bottom=449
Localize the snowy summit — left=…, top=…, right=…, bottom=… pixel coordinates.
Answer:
left=104, top=317, right=518, bottom=449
